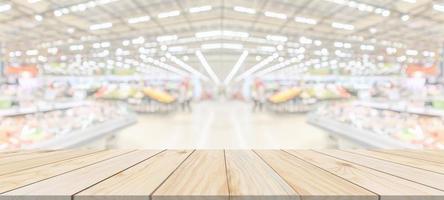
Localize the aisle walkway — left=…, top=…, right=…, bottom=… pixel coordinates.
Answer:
left=112, top=101, right=338, bottom=149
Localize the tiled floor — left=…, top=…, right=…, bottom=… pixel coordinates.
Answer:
left=108, top=101, right=352, bottom=149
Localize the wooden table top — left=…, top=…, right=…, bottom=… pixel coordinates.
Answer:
left=0, top=149, right=443, bottom=200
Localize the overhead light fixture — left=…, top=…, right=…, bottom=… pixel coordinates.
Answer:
left=360, top=44, right=375, bottom=51
left=195, top=30, right=249, bottom=38
left=89, top=22, right=112, bottom=30
left=28, top=0, right=41, bottom=3
left=235, top=53, right=279, bottom=81
left=196, top=51, right=220, bottom=84
left=26, top=49, right=39, bottom=56
left=53, top=0, right=120, bottom=17
left=294, top=16, right=317, bottom=25
left=233, top=6, right=256, bottom=14
left=406, top=49, right=418, bottom=56
left=386, top=47, right=397, bottom=54
left=69, top=44, right=84, bottom=51
left=266, top=35, right=288, bottom=42
left=128, top=16, right=150, bottom=24
left=34, top=15, right=43, bottom=21
left=157, top=10, right=180, bottom=18
left=224, top=51, right=249, bottom=85
left=433, top=4, right=444, bottom=12
left=143, top=57, right=188, bottom=76
left=157, top=35, right=178, bottom=42
left=165, top=53, right=209, bottom=81
left=201, top=43, right=243, bottom=50
left=264, top=11, right=287, bottom=20
left=255, top=56, right=303, bottom=76
left=331, top=22, right=354, bottom=30
left=402, top=0, right=416, bottom=3
left=189, top=5, right=212, bottom=13
left=132, top=37, right=145, bottom=44
left=401, top=15, right=410, bottom=21
left=0, top=4, right=11, bottom=12
left=299, top=36, right=312, bottom=44
left=48, top=47, right=58, bottom=54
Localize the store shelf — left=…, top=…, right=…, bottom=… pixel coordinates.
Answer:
left=24, top=114, right=137, bottom=150
left=355, top=101, right=444, bottom=117
left=307, top=113, right=419, bottom=149
left=0, top=101, right=91, bottom=117
left=1, top=150, right=444, bottom=199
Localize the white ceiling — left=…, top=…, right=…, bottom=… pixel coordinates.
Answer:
left=0, top=0, right=443, bottom=83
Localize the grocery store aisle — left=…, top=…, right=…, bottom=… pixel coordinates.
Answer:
left=111, top=101, right=337, bottom=149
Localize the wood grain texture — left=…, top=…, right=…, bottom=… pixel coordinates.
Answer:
left=352, top=150, right=444, bottom=174
left=1, top=150, right=161, bottom=200
left=0, top=149, right=99, bottom=176
left=288, top=150, right=444, bottom=200
left=0, top=150, right=63, bottom=165
left=225, top=150, right=298, bottom=200
left=152, top=150, right=229, bottom=200
left=318, top=150, right=444, bottom=191
left=75, top=150, right=193, bottom=200
left=376, top=150, right=444, bottom=163
left=0, top=150, right=132, bottom=193
left=255, top=150, right=376, bottom=200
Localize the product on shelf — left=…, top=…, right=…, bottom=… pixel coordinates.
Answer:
left=142, top=88, right=175, bottom=104
left=312, top=102, right=444, bottom=149
left=0, top=102, right=131, bottom=150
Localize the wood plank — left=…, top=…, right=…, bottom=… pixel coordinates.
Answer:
left=376, top=150, right=444, bottom=163
left=152, top=150, right=229, bottom=200
left=0, top=150, right=60, bottom=165
left=318, top=150, right=444, bottom=191
left=352, top=150, right=444, bottom=174
left=225, top=150, right=298, bottom=200
left=2, top=150, right=162, bottom=200
left=0, top=150, right=43, bottom=158
left=0, top=149, right=99, bottom=176
left=287, top=150, right=444, bottom=200
left=0, top=150, right=132, bottom=193
left=75, top=150, right=193, bottom=200
left=255, top=150, right=376, bottom=200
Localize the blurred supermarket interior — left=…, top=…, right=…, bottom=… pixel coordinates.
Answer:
left=1, top=0, right=444, bottom=150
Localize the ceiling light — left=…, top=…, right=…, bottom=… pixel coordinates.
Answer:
left=360, top=44, right=375, bottom=51
left=386, top=47, right=397, bottom=54
left=157, top=35, right=178, bottom=42
left=266, top=35, right=288, bottom=42
left=196, top=51, right=220, bottom=84
left=0, top=4, right=11, bottom=12
left=132, top=37, right=145, bottom=44
left=255, top=56, right=303, bottom=76
left=224, top=51, right=249, bottom=85
left=264, top=11, right=287, bottom=20
left=48, top=47, right=58, bottom=54
left=201, top=43, right=222, bottom=49
left=189, top=5, right=212, bottom=13
left=314, top=40, right=322, bottom=46
left=143, top=57, right=187, bottom=76
left=331, top=22, right=354, bottom=30
left=128, top=16, right=150, bottom=24
left=89, top=22, right=112, bottom=30
left=233, top=6, right=256, bottom=14
left=195, top=30, right=249, bottom=38
left=34, top=15, right=43, bottom=21
left=299, top=36, right=312, bottom=44
left=201, top=43, right=243, bottom=50
left=401, top=15, right=410, bottom=21
left=294, top=16, right=317, bottom=25
left=406, top=49, right=418, bottom=56
left=26, top=49, right=38, bottom=56
left=402, top=0, right=416, bottom=3
left=433, top=4, right=444, bottom=12
left=157, top=10, right=180, bottom=18
left=28, top=0, right=41, bottom=3
left=69, top=44, right=84, bottom=51
left=235, top=53, right=279, bottom=81
left=166, top=53, right=209, bottom=81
